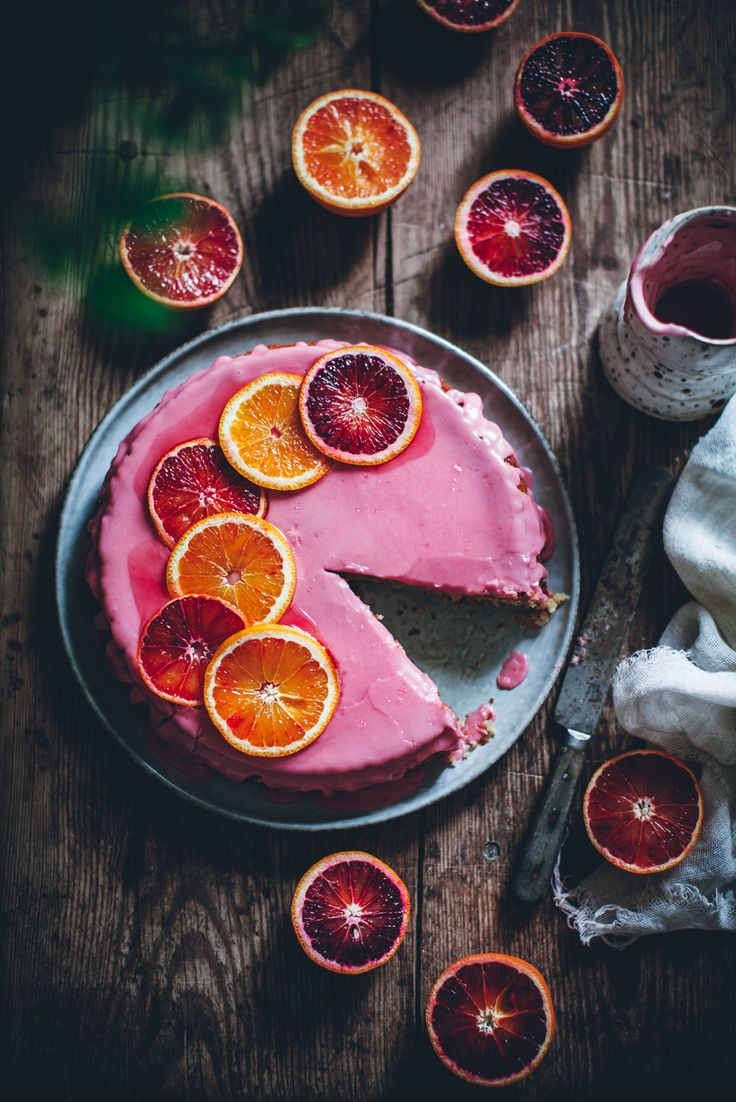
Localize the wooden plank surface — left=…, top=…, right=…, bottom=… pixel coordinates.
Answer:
left=1, top=1, right=735, bottom=1099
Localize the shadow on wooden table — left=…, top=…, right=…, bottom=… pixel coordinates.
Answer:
left=472, top=111, right=587, bottom=199
left=424, top=111, right=588, bottom=342
left=378, top=0, right=498, bottom=88
left=248, top=170, right=375, bottom=306
left=80, top=264, right=207, bottom=373
left=427, top=241, right=534, bottom=339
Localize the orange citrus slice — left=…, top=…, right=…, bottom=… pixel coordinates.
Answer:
left=299, top=345, right=423, bottom=466
left=120, top=193, right=243, bottom=308
left=219, top=372, right=329, bottom=491
left=292, top=89, right=420, bottom=216
left=204, top=624, right=340, bottom=757
left=166, top=512, right=296, bottom=626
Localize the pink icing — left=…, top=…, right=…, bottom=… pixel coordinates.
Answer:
left=464, top=702, right=496, bottom=744
left=497, top=650, right=530, bottom=690
left=86, top=340, right=553, bottom=796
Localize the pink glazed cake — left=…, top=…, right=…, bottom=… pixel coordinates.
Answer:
left=86, top=340, right=558, bottom=803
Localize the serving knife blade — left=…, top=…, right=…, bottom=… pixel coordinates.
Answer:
left=512, top=466, right=675, bottom=905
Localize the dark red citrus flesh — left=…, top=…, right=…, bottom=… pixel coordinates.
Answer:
left=422, top=0, right=517, bottom=29
left=300, top=858, right=406, bottom=969
left=519, top=35, right=620, bottom=138
left=466, top=176, right=567, bottom=279
left=123, top=195, right=241, bottom=304
left=303, top=352, right=411, bottom=456
left=151, top=441, right=263, bottom=544
left=139, top=595, right=244, bottom=704
left=430, top=959, right=550, bottom=1083
left=586, top=752, right=701, bottom=870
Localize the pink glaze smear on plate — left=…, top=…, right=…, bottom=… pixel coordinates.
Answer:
left=497, top=650, right=530, bottom=690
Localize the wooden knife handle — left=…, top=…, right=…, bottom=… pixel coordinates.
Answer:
left=512, top=742, right=587, bottom=905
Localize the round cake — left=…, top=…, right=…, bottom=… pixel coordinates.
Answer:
left=86, top=339, right=558, bottom=801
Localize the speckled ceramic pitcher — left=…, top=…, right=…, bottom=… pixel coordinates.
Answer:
left=600, top=206, right=736, bottom=420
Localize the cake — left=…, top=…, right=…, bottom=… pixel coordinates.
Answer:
left=86, top=339, right=558, bottom=802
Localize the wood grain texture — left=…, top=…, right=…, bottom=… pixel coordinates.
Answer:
left=1, top=1, right=735, bottom=1099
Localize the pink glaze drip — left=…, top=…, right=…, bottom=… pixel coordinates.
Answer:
left=86, top=340, right=553, bottom=798
left=539, top=507, right=555, bottom=562
left=497, top=650, right=530, bottom=690
left=464, top=702, right=496, bottom=744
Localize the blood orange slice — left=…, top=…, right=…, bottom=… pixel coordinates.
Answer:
left=426, top=954, right=555, bottom=1087
left=136, top=594, right=245, bottom=707
left=515, top=33, right=624, bottom=148
left=120, top=193, right=243, bottom=308
left=292, top=90, right=420, bottom=216
left=204, top=624, right=339, bottom=757
left=147, top=438, right=266, bottom=547
left=417, top=0, right=520, bottom=32
left=583, top=749, right=704, bottom=874
left=299, top=345, right=422, bottom=466
left=219, top=373, right=329, bottom=491
left=455, top=170, right=571, bottom=286
left=166, top=513, right=296, bottom=626
left=291, top=852, right=410, bottom=974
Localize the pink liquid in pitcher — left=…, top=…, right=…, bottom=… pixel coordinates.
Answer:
left=654, top=279, right=735, bottom=340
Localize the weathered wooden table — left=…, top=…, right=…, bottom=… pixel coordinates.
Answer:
left=2, top=2, right=736, bottom=1098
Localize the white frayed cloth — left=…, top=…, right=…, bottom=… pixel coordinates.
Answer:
left=554, top=397, right=736, bottom=946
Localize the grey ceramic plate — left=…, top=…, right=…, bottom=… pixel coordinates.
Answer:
left=56, top=308, right=579, bottom=830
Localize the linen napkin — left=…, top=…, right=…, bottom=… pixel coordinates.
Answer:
left=553, top=396, right=736, bottom=946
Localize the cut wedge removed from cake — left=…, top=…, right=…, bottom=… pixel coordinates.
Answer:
left=87, top=339, right=560, bottom=800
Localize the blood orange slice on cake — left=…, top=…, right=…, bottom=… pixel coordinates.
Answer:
left=583, top=749, right=704, bottom=874
left=219, top=372, right=329, bottom=491
left=136, top=594, right=245, bottom=707
left=147, top=438, right=266, bottom=547
left=426, top=953, right=555, bottom=1086
left=417, top=0, right=520, bottom=32
left=455, top=170, right=571, bottom=286
left=166, top=513, right=296, bottom=626
left=292, top=90, right=420, bottom=216
left=204, top=624, right=339, bottom=757
left=291, top=852, right=410, bottom=973
left=299, top=345, right=422, bottom=465
left=515, top=32, right=624, bottom=148
left=120, top=193, right=243, bottom=308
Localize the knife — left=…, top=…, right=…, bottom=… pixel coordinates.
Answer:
left=512, top=466, right=675, bottom=905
